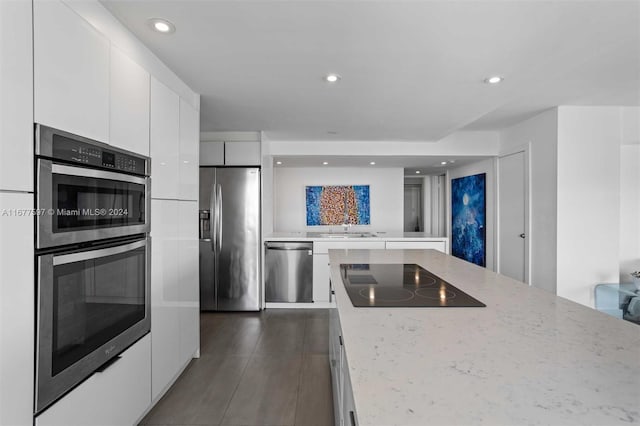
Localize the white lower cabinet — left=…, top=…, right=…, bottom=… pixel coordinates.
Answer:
left=329, top=307, right=343, bottom=426
left=342, top=359, right=358, bottom=426
left=313, top=253, right=331, bottom=302
left=35, top=335, right=151, bottom=426
left=151, top=199, right=199, bottom=401
left=330, top=307, right=357, bottom=426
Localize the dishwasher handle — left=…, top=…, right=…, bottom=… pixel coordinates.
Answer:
left=265, top=242, right=313, bottom=253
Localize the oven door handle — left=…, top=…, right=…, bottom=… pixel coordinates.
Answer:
left=51, top=163, right=147, bottom=185
left=53, top=239, right=147, bottom=266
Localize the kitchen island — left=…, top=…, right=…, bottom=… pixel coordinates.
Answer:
left=329, top=249, right=640, bottom=426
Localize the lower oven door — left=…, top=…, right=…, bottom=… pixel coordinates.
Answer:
left=35, top=237, right=150, bottom=414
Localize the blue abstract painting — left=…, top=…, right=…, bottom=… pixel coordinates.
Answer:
left=451, top=174, right=486, bottom=267
left=306, top=185, right=370, bottom=226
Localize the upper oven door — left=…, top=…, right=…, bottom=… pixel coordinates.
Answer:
left=37, top=159, right=150, bottom=249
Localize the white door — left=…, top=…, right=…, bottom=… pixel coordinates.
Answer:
left=498, top=151, right=528, bottom=283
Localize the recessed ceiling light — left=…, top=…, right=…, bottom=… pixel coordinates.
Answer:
left=415, top=171, right=421, bottom=174
left=484, top=76, right=503, bottom=84
left=276, top=161, right=282, bottom=165
left=327, top=131, right=338, bottom=135
left=370, top=162, right=376, bottom=165
left=148, top=18, right=176, bottom=34
left=323, top=161, right=329, bottom=165
left=440, top=161, right=447, bottom=165
left=325, top=74, right=341, bottom=83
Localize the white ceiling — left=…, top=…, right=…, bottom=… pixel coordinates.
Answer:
left=271, top=155, right=486, bottom=176
left=101, top=0, right=640, bottom=144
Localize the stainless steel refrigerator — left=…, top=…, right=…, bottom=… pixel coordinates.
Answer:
left=199, top=167, right=261, bottom=311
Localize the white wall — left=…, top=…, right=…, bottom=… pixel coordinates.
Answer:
left=556, top=106, right=621, bottom=307
left=619, top=142, right=640, bottom=284
left=500, top=108, right=558, bottom=294
left=448, top=159, right=496, bottom=271
left=273, top=167, right=404, bottom=232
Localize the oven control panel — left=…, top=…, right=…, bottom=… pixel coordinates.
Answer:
left=51, top=134, right=147, bottom=175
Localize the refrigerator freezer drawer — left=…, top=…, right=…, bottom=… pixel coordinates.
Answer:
left=265, top=242, right=313, bottom=303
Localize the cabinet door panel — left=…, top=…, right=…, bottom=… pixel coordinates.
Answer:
left=34, top=0, right=109, bottom=142
left=200, top=141, right=224, bottom=166
left=0, top=0, right=33, bottom=191
left=150, top=199, right=181, bottom=399
left=178, top=201, right=199, bottom=363
left=150, top=78, right=180, bottom=199
left=0, top=193, right=34, bottom=425
left=110, top=45, right=150, bottom=156
left=225, top=141, right=261, bottom=166
left=35, top=336, right=151, bottom=426
left=179, top=99, right=199, bottom=200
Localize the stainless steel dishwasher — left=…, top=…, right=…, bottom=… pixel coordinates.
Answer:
left=265, top=242, right=313, bottom=302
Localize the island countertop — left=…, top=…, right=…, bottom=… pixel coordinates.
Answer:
left=328, top=249, right=640, bottom=426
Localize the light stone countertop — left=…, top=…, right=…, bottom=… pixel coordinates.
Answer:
left=264, top=231, right=447, bottom=242
left=329, top=249, right=640, bottom=426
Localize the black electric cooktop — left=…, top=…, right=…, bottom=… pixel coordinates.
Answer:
left=339, top=263, right=486, bottom=308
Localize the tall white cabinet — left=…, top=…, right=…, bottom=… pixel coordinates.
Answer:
left=0, top=0, right=33, bottom=192
left=1, top=1, right=201, bottom=424
left=0, top=193, right=35, bottom=426
left=0, top=2, right=34, bottom=425
left=149, top=78, right=199, bottom=402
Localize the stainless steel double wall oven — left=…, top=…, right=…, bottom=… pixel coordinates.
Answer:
left=34, top=125, right=151, bottom=414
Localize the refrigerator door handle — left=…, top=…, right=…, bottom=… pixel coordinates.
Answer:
left=217, top=183, right=223, bottom=252
left=210, top=182, right=217, bottom=252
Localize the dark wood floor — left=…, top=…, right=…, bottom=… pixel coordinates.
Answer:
left=140, top=309, right=334, bottom=426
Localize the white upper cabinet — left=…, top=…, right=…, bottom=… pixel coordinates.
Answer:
left=33, top=0, right=109, bottom=142
left=200, top=141, right=261, bottom=166
left=225, top=141, right=261, bottom=166
left=0, top=0, right=33, bottom=192
left=179, top=99, right=199, bottom=200
left=150, top=77, right=180, bottom=199
left=110, top=45, right=150, bottom=156
left=200, top=141, right=225, bottom=166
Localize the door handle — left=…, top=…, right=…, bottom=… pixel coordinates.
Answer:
left=216, top=184, right=223, bottom=252
left=210, top=184, right=216, bottom=251
left=519, top=233, right=526, bottom=239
